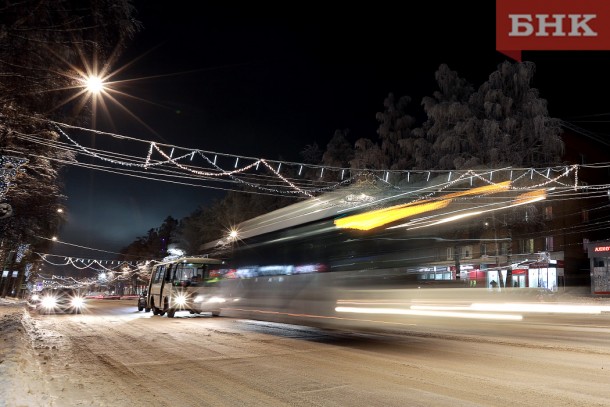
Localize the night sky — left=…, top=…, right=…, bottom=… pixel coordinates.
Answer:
left=50, top=2, right=610, bottom=261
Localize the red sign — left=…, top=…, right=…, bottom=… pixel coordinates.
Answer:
left=496, top=0, right=610, bottom=61
left=594, top=246, right=610, bottom=252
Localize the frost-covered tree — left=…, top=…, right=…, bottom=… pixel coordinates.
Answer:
left=350, top=93, right=417, bottom=173
left=350, top=137, right=387, bottom=171
left=415, top=64, right=476, bottom=170
left=412, top=62, right=563, bottom=171
left=468, top=61, right=564, bottom=167
left=322, top=129, right=353, bottom=167
left=300, top=142, right=323, bottom=165
left=0, top=0, right=140, bottom=296
left=318, top=129, right=354, bottom=182
left=376, top=93, right=416, bottom=171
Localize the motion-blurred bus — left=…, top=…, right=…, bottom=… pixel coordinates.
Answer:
left=201, top=171, right=556, bottom=331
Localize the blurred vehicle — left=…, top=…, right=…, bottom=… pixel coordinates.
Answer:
left=198, top=177, right=559, bottom=332
left=85, top=293, right=121, bottom=300
left=504, top=287, right=557, bottom=302
left=27, top=287, right=86, bottom=314
left=137, top=290, right=149, bottom=312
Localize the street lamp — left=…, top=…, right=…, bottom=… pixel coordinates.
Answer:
left=85, top=75, right=104, bottom=94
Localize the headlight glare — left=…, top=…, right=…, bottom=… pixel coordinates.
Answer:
left=174, top=294, right=188, bottom=306
left=41, top=296, right=57, bottom=309
left=71, top=297, right=85, bottom=308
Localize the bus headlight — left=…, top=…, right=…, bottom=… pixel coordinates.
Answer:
left=174, top=294, right=188, bottom=306
left=193, top=295, right=204, bottom=303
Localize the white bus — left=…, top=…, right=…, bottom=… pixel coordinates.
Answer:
left=144, top=256, right=227, bottom=318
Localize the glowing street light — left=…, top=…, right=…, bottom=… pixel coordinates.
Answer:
left=84, top=75, right=104, bottom=94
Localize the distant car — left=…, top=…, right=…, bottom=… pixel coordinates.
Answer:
left=27, top=287, right=86, bottom=314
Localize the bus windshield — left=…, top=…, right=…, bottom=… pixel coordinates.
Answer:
left=170, top=263, right=213, bottom=285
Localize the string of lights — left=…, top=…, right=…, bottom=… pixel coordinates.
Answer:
left=15, top=120, right=601, bottom=201
left=35, top=252, right=140, bottom=272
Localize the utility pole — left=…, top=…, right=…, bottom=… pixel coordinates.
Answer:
left=454, top=245, right=461, bottom=281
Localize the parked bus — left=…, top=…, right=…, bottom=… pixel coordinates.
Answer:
left=144, top=256, right=226, bottom=318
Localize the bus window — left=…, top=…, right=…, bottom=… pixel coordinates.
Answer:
left=174, top=266, right=195, bottom=282
left=153, top=265, right=165, bottom=284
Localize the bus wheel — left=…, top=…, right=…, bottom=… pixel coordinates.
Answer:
left=151, top=299, right=159, bottom=315
left=167, top=309, right=175, bottom=318
left=145, top=307, right=151, bottom=313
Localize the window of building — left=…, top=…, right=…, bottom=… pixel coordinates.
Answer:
left=501, top=242, right=510, bottom=256
left=583, top=238, right=590, bottom=252
left=543, top=206, right=553, bottom=220
left=519, top=239, right=534, bottom=254
left=545, top=236, right=554, bottom=252
left=461, top=245, right=473, bottom=259
left=446, top=247, right=454, bottom=261
left=582, top=209, right=589, bottom=223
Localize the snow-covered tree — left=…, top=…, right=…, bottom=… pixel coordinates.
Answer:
left=0, top=0, right=140, bottom=296
left=468, top=61, right=564, bottom=167
left=376, top=93, right=416, bottom=171
left=322, top=129, right=354, bottom=168
left=415, top=63, right=476, bottom=170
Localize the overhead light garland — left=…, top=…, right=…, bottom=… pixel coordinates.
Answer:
left=8, top=116, right=609, bottom=204
left=34, top=252, right=160, bottom=272
left=40, top=122, right=589, bottom=198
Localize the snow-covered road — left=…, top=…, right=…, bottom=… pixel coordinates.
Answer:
left=2, top=297, right=610, bottom=407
